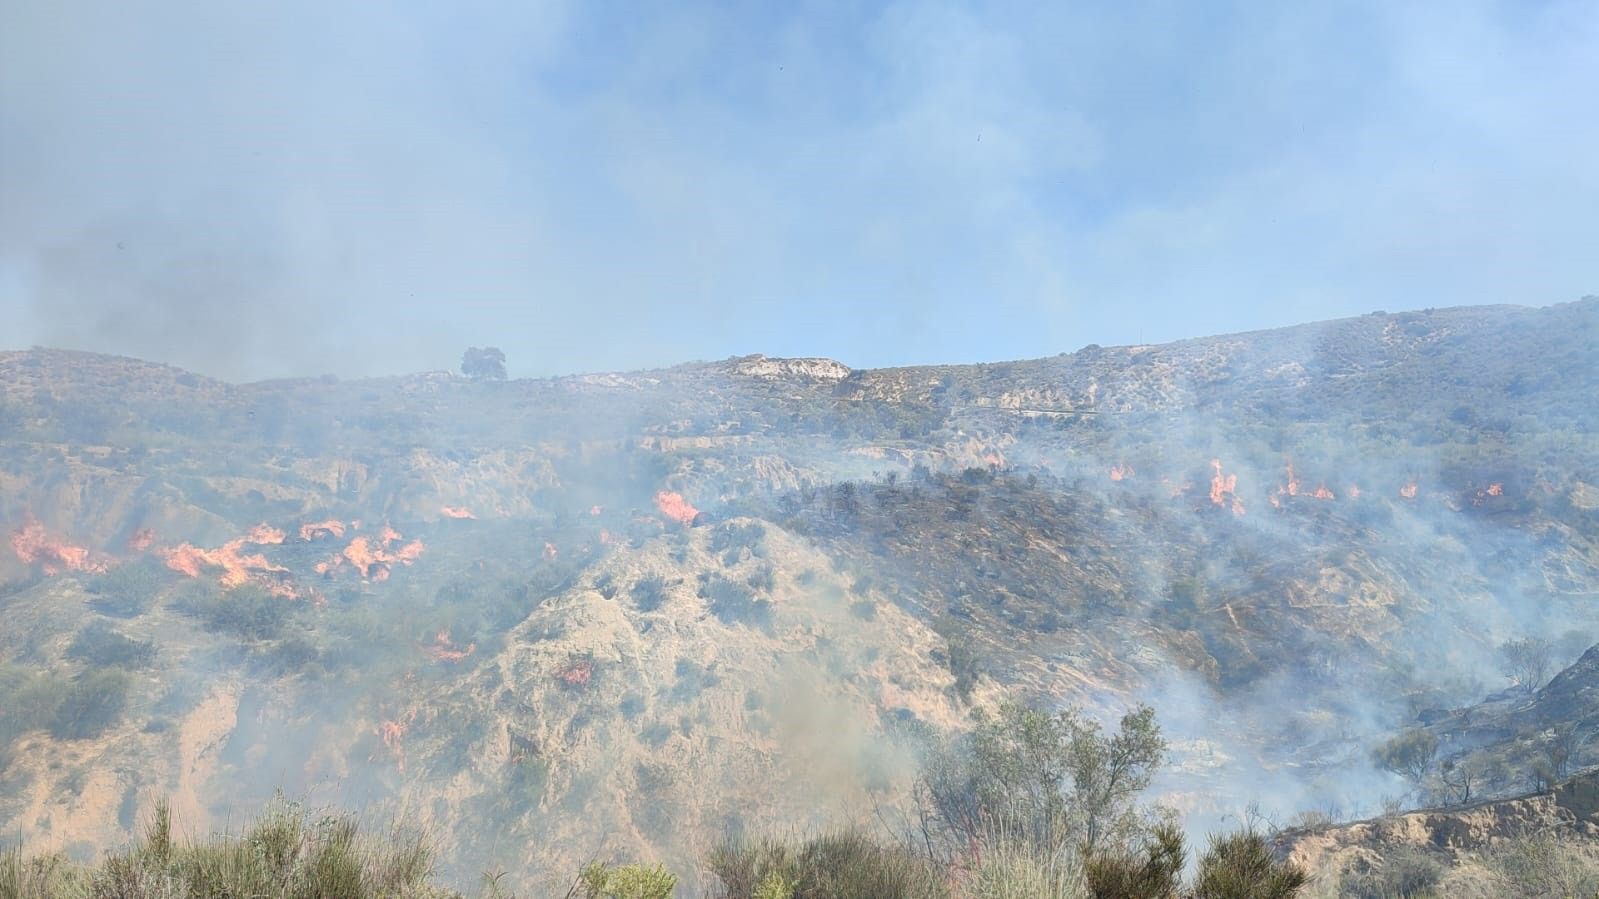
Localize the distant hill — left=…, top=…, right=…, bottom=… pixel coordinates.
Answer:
left=2, top=298, right=1596, bottom=887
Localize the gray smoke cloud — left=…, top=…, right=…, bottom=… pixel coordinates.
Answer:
left=2, top=1, right=1595, bottom=380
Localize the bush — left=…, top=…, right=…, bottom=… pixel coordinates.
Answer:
left=0, top=798, right=451, bottom=899
left=1190, top=830, right=1307, bottom=899
left=1339, top=844, right=1443, bottom=899
left=174, top=583, right=298, bottom=641
left=967, top=842, right=1085, bottom=899
left=708, top=830, right=947, bottom=899
left=1481, top=832, right=1599, bottom=899
left=700, top=575, right=772, bottom=629
left=84, top=559, right=168, bottom=618
left=711, top=521, right=767, bottom=561
left=577, top=860, right=678, bottom=899
left=66, top=622, right=156, bottom=670
left=1084, top=823, right=1184, bottom=899
left=632, top=576, right=669, bottom=612
left=48, top=669, right=130, bottom=740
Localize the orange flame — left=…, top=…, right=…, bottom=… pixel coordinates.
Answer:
left=655, top=491, right=700, bottom=526
left=332, top=534, right=426, bottom=581
left=1312, top=484, right=1335, bottom=501
left=247, top=523, right=286, bottom=545
left=1209, top=460, right=1244, bottom=516
left=1347, top=485, right=1362, bottom=500
left=376, top=709, right=417, bottom=772
left=589, top=505, right=603, bottom=517
left=1109, top=464, right=1133, bottom=482
left=299, top=520, right=346, bottom=541
left=422, top=629, right=476, bottom=663
left=440, top=505, right=476, bottom=520
left=1282, top=463, right=1301, bottom=498
left=557, top=658, right=594, bottom=688
left=1400, top=480, right=1418, bottom=499
left=543, top=541, right=558, bottom=560
left=10, top=522, right=104, bottom=575
left=1486, top=483, right=1503, bottom=497
left=161, top=525, right=289, bottom=589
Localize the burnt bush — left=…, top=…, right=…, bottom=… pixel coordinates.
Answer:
left=699, top=574, right=772, bottom=629
left=632, top=575, right=669, bottom=612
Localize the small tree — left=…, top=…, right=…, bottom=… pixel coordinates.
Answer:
left=1499, top=637, right=1553, bottom=694
left=460, top=346, right=507, bottom=381
left=916, top=701, right=1166, bottom=862
left=1372, top=728, right=1438, bottom=786
left=1545, top=722, right=1581, bottom=780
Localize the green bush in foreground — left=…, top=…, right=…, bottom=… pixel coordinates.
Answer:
left=1, top=798, right=452, bottom=899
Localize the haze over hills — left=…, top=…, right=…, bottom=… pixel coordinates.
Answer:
left=2, top=298, right=1597, bottom=891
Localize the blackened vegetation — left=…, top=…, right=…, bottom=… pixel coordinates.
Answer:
left=699, top=573, right=773, bottom=630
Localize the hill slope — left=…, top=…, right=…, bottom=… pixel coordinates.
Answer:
left=2, top=298, right=1596, bottom=885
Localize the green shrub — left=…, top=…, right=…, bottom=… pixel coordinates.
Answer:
left=578, top=860, right=678, bottom=899
left=48, top=669, right=130, bottom=740
left=1190, top=830, right=1306, bottom=899
left=84, top=559, right=169, bottom=618
left=1481, top=832, right=1599, bottom=899
left=708, top=830, right=946, bottom=899
left=1339, top=845, right=1442, bottom=899
left=968, top=842, right=1085, bottom=899
left=66, top=621, right=156, bottom=669
left=174, top=583, right=298, bottom=641
left=1084, top=822, right=1185, bottom=899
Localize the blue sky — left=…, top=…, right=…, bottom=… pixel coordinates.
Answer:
left=2, top=0, right=1595, bottom=380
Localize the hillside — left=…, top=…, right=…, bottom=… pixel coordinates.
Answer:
left=2, top=298, right=1597, bottom=888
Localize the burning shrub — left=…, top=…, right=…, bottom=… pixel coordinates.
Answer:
left=66, top=621, right=156, bottom=670
left=557, top=657, right=595, bottom=689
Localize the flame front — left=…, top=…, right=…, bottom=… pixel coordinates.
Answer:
left=655, top=491, right=700, bottom=526
left=439, top=505, right=476, bottom=520
left=1209, top=460, right=1244, bottom=516
left=299, top=520, right=346, bottom=541
left=1109, top=464, right=1133, bottom=482
left=10, top=522, right=104, bottom=575
left=161, top=524, right=289, bottom=589
left=321, top=532, right=426, bottom=581
left=422, top=629, right=476, bottom=663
